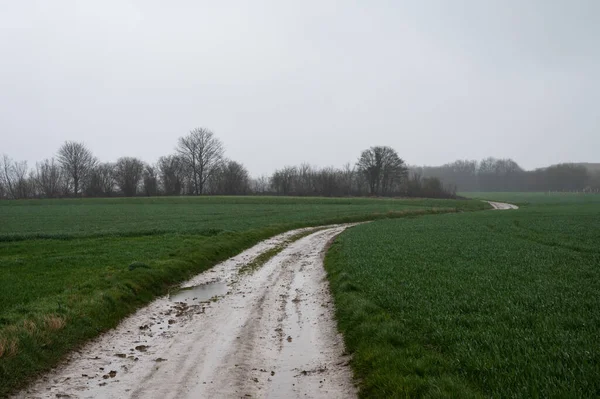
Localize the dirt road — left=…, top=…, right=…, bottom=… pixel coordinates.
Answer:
left=487, top=201, right=519, bottom=210
left=16, top=226, right=358, bottom=399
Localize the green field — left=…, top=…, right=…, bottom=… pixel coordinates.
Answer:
left=325, top=192, right=600, bottom=397
left=0, top=196, right=485, bottom=397
left=0, top=196, right=484, bottom=241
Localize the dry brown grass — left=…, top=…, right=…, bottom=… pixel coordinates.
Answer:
left=3, top=325, right=19, bottom=334
left=9, top=339, right=18, bottom=357
left=23, top=320, right=37, bottom=335
left=0, top=337, right=18, bottom=358
left=44, top=315, right=66, bottom=331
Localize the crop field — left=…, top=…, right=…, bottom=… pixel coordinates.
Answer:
left=325, top=193, right=600, bottom=397
left=0, top=196, right=486, bottom=396
left=0, top=196, right=484, bottom=241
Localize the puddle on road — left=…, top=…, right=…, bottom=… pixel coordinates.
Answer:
left=169, top=281, right=228, bottom=303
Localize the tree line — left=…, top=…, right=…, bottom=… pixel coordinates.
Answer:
left=1, top=128, right=249, bottom=199
left=1, top=127, right=453, bottom=199
left=1, top=128, right=597, bottom=199
left=412, top=158, right=600, bottom=193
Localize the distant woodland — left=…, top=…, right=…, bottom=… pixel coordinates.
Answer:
left=2, top=128, right=598, bottom=199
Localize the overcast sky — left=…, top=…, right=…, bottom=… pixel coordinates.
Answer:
left=1, top=1, right=598, bottom=175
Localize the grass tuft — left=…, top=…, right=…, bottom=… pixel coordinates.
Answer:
left=44, top=316, right=66, bottom=331
left=0, top=337, right=18, bottom=359
left=22, top=321, right=37, bottom=336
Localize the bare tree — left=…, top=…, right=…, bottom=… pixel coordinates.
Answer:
left=158, top=155, right=186, bottom=195
left=405, top=171, right=423, bottom=197
left=0, top=154, right=15, bottom=199
left=312, top=167, right=340, bottom=197
left=113, top=157, right=144, bottom=197
left=35, top=158, right=63, bottom=198
left=251, top=175, right=270, bottom=195
left=340, top=163, right=355, bottom=196
left=28, top=169, right=38, bottom=197
left=210, top=160, right=250, bottom=195
left=270, top=166, right=297, bottom=195
left=57, top=141, right=97, bottom=196
left=1, top=155, right=31, bottom=199
left=12, top=160, right=30, bottom=198
left=356, top=146, right=407, bottom=196
left=176, top=128, right=224, bottom=195
left=296, top=163, right=314, bottom=196
left=357, top=148, right=381, bottom=195
left=142, top=164, right=159, bottom=196
left=86, top=163, right=115, bottom=197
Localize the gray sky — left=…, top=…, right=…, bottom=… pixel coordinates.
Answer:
left=1, top=1, right=598, bottom=176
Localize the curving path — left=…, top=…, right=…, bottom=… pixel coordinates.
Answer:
left=15, top=226, right=358, bottom=399
left=486, top=201, right=519, bottom=210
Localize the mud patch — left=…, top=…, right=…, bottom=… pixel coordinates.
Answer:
left=169, top=281, right=228, bottom=303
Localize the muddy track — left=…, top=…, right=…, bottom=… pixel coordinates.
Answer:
left=16, top=225, right=358, bottom=399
